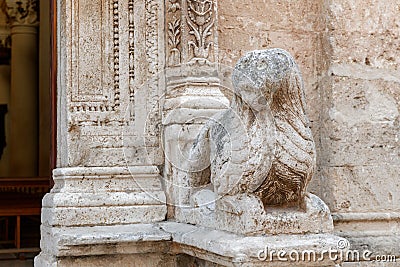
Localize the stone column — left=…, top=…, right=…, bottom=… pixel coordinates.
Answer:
left=3, top=0, right=39, bottom=177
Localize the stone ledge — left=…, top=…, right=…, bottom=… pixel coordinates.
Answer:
left=333, top=212, right=400, bottom=222
left=36, top=222, right=345, bottom=266
left=332, top=211, right=400, bottom=257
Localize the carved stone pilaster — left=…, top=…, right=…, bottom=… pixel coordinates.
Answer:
left=36, top=1, right=168, bottom=264
left=1, top=0, right=39, bottom=27
left=166, top=0, right=218, bottom=66
left=163, top=0, right=225, bottom=217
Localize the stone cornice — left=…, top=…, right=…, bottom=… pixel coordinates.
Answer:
left=1, top=0, right=39, bottom=27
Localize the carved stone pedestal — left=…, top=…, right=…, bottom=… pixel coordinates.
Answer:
left=41, top=167, right=167, bottom=227
left=36, top=166, right=168, bottom=265
left=35, top=222, right=345, bottom=267
left=177, top=193, right=334, bottom=236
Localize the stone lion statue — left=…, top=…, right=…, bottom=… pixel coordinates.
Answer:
left=187, top=48, right=316, bottom=207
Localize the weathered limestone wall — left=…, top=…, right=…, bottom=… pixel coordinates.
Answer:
left=218, top=0, right=326, bottom=136
left=322, top=0, right=400, bottom=258
left=322, top=0, right=400, bottom=213
left=218, top=0, right=400, bottom=261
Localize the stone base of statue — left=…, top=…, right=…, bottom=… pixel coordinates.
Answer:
left=176, top=191, right=334, bottom=236
left=35, top=221, right=345, bottom=267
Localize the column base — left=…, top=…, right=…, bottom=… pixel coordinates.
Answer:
left=42, top=167, right=167, bottom=227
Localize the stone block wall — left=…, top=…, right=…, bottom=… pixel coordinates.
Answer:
left=321, top=0, right=400, bottom=213
left=218, top=0, right=400, bottom=259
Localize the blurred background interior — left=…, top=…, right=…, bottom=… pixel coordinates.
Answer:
left=0, top=0, right=54, bottom=264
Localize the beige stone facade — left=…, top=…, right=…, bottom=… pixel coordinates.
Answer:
left=221, top=0, right=400, bottom=261
left=29, top=0, right=400, bottom=266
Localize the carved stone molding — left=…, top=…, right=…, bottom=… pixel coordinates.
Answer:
left=128, top=0, right=135, bottom=122
left=1, top=0, right=39, bottom=26
left=69, top=0, right=120, bottom=115
left=166, top=0, right=218, bottom=67
left=60, top=0, right=164, bottom=167
left=144, top=0, right=162, bottom=140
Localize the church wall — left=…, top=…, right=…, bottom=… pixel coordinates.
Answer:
left=36, top=0, right=400, bottom=265
left=218, top=0, right=400, bottom=259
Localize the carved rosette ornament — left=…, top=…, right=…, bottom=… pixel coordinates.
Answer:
left=1, top=0, right=39, bottom=26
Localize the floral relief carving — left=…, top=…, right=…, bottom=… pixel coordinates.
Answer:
left=145, top=0, right=162, bottom=140
left=168, top=0, right=181, bottom=13
left=186, top=0, right=214, bottom=64
left=166, top=0, right=182, bottom=66
left=166, top=0, right=217, bottom=66
left=167, top=18, right=181, bottom=66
